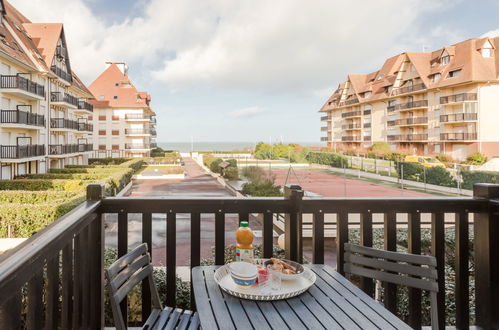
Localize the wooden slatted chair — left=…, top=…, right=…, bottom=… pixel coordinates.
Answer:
left=344, top=243, right=439, bottom=330
left=105, top=243, right=199, bottom=330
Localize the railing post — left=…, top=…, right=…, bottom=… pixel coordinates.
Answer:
left=473, top=183, right=499, bottom=329
left=284, top=184, right=304, bottom=263
left=86, top=184, right=105, bottom=329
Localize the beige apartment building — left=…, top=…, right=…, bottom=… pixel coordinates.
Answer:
left=88, top=63, right=156, bottom=158
left=0, top=0, right=93, bottom=179
left=320, top=37, right=499, bottom=161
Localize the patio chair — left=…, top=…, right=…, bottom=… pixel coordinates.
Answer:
left=344, top=243, right=439, bottom=330
left=105, top=243, right=199, bottom=330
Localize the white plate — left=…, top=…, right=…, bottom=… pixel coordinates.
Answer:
left=214, top=259, right=316, bottom=301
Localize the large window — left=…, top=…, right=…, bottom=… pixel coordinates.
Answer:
left=447, top=69, right=461, bottom=78
left=432, top=73, right=441, bottom=83
left=482, top=47, right=493, bottom=58
left=441, top=55, right=450, bottom=65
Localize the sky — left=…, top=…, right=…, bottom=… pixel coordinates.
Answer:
left=9, top=0, right=499, bottom=144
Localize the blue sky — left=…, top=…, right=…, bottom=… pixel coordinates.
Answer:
left=11, top=0, right=499, bottom=144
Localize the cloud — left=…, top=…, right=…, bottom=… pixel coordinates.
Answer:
left=482, top=29, right=499, bottom=38
left=228, top=106, right=266, bottom=118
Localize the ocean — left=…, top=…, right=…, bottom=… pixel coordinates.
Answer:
left=158, top=141, right=318, bottom=152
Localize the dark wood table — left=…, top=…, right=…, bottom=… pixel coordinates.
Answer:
left=192, top=264, right=410, bottom=330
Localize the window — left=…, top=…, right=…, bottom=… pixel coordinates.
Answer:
left=112, top=130, right=119, bottom=136
left=99, top=115, right=106, bottom=121
left=388, top=100, right=397, bottom=107
left=88, top=115, right=93, bottom=121
left=363, top=91, right=372, bottom=98
left=432, top=73, right=441, bottom=83
left=377, top=74, right=384, bottom=81
left=447, top=69, right=461, bottom=78
left=99, top=95, right=105, bottom=100
left=112, top=115, right=119, bottom=121
left=411, top=64, right=416, bottom=72
left=98, top=145, right=106, bottom=150
left=441, top=55, right=450, bottom=65
left=482, top=48, right=493, bottom=58
left=113, top=96, right=118, bottom=100
left=98, top=130, right=106, bottom=135
left=112, top=144, right=119, bottom=150
left=115, top=83, right=119, bottom=86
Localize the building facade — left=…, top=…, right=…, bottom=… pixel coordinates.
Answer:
left=88, top=63, right=156, bottom=158
left=320, top=37, right=499, bottom=161
left=0, top=0, right=93, bottom=179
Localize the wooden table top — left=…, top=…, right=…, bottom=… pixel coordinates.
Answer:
left=192, top=264, right=411, bottom=330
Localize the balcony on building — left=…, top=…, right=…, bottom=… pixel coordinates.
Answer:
left=50, top=92, right=79, bottom=109
left=125, top=114, right=151, bottom=121
left=150, top=116, right=157, bottom=124
left=341, top=123, right=362, bottom=130
left=0, top=144, right=45, bottom=159
left=77, top=122, right=93, bottom=132
left=387, top=117, right=428, bottom=127
left=338, top=97, right=359, bottom=107
left=76, top=100, right=94, bottom=113
left=0, top=74, right=45, bottom=100
left=392, top=82, right=426, bottom=96
left=49, top=143, right=92, bottom=156
left=363, top=136, right=372, bottom=141
left=51, top=64, right=72, bottom=84
left=50, top=118, right=79, bottom=131
left=440, top=93, right=477, bottom=105
left=363, top=122, right=372, bottom=128
left=363, top=109, right=371, bottom=115
left=341, top=110, right=362, bottom=118
left=0, top=105, right=45, bottom=129
left=150, top=142, right=158, bottom=149
left=150, top=128, right=157, bottom=137
left=124, top=128, right=151, bottom=136
left=320, top=126, right=328, bottom=132
left=440, top=132, right=477, bottom=141
left=341, top=135, right=361, bottom=142
left=440, top=113, right=477, bottom=124
left=387, top=100, right=428, bottom=113
left=125, top=143, right=148, bottom=150
left=387, top=133, right=428, bottom=141
left=320, top=136, right=328, bottom=142
left=320, top=115, right=329, bottom=121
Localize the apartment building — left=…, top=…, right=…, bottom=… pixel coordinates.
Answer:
left=0, top=0, right=94, bottom=179
left=320, top=37, right=499, bottom=161
left=88, top=62, right=156, bottom=158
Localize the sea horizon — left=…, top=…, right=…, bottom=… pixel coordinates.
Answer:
left=158, top=141, right=320, bottom=152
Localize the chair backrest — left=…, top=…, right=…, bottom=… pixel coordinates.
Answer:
left=344, top=243, right=439, bottom=329
left=105, top=243, right=162, bottom=330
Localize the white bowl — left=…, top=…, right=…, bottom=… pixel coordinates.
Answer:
left=265, top=259, right=304, bottom=281
left=229, top=261, right=257, bottom=278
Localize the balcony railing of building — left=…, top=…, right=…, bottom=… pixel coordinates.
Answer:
left=150, top=116, right=157, bottom=124
left=320, top=126, right=328, bottom=131
left=0, top=144, right=45, bottom=159
left=363, top=122, right=371, bottom=128
left=150, top=142, right=158, bottom=148
left=50, top=118, right=79, bottom=130
left=125, top=114, right=151, bottom=120
left=49, top=143, right=93, bottom=155
left=363, top=136, right=371, bottom=141
left=341, top=110, right=362, bottom=118
left=78, top=122, right=93, bottom=132
left=0, top=75, right=45, bottom=97
left=387, top=117, right=428, bottom=127
left=320, top=115, right=329, bottom=121
left=440, top=93, right=477, bottom=105
left=50, top=65, right=72, bottom=83
left=125, top=143, right=147, bottom=149
left=440, top=132, right=477, bottom=141
left=440, top=113, right=478, bottom=123
left=320, top=137, right=328, bottom=142
left=341, top=135, right=361, bottom=142
left=150, top=129, right=157, bottom=136
left=50, top=92, right=79, bottom=107
left=55, top=45, right=67, bottom=59
left=363, top=109, right=371, bottom=115
left=387, top=133, right=428, bottom=141
left=0, top=106, right=45, bottom=127
left=2, top=183, right=499, bottom=329
left=387, top=100, right=428, bottom=112
left=124, top=128, right=149, bottom=135
left=339, top=98, right=359, bottom=107
left=392, top=83, right=426, bottom=96
left=77, top=100, right=94, bottom=112
left=341, top=123, right=362, bottom=130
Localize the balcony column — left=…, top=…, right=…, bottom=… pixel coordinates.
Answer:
left=473, top=183, right=499, bottom=329
left=284, top=184, right=304, bottom=263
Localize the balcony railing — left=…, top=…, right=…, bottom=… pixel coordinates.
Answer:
left=363, top=122, right=371, bottom=128
left=363, top=136, right=371, bottom=141
left=0, top=107, right=45, bottom=127
left=78, top=122, right=93, bottom=132
left=320, top=137, right=328, bottom=142
left=125, top=114, right=151, bottom=120
left=150, top=129, right=157, bottom=136
left=387, top=133, right=428, bottom=141
left=339, top=98, right=359, bottom=107
left=49, top=143, right=93, bottom=155
left=125, top=143, right=147, bottom=149
left=387, top=100, right=428, bottom=112
left=393, top=83, right=426, bottom=96
left=320, top=126, right=328, bottom=131
left=440, top=132, right=477, bottom=141
left=440, top=93, right=477, bottom=104
left=0, top=75, right=45, bottom=97
left=320, top=115, right=329, bottom=121
left=387, top=117, right=428, bottom=127
left=341, top=123, right=362, bottom=130
left=78, top=100, right=94, bottom=112
left=0, top=144, right=45, bottom=159
left=50, top=65, right=72, bottom=82
left=342, top=135, right=361, bottom=142
left=124, top=128, right=149, bottom=135
left=341, top=110, right=362, bottom=118
left=150, top=117, right=157, bottom=124
left=50, top=118, right=79, bottom=130
left=1, top=184, right=499, bottom=329
left=150, top=142, right=158, bottom=148
left=363, top=109, right=371, bottom=115
left=440, top=113, right=477, bottom=123
left=51, top=92, right=79, bottom=107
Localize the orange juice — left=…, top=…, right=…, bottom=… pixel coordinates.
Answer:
left=235, top=221, right=254, bottom=262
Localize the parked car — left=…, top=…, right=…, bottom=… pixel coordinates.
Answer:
left=404, top=155, right=445, bottom=168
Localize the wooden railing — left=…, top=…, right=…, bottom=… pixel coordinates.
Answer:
left=387, top=117, right=428, bottom=127
left=392, top=83, right=426, bottom=96
left=387, top=133, right=428, bottom=141
left=50, top=92, right=79, bottom=107
left=50, top=118, right=79, bottom=130
left=440, top=132, right=477, bottom=141
left=77, top=100, right=93, bottom=112
left=387, top=100, right=428, bottom=112
left=341, top=110, right=362, bottom=118
left=440, top=93, right=477, bottom=104
left=0, top=144, right=45, bottom=159
left=51, top=65, right=72, bottom=83
left=0, top=107, right=45, bottom=127
left=2, top=184, right=499, bottom=329
left=0, top=75, right=45, bottom=97
left=49, top=144, right=93, bottom=155
left=440, top=113, right=477, bottom=123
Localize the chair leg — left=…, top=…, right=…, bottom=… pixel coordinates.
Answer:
left=430, top=291, right=438, bottom=330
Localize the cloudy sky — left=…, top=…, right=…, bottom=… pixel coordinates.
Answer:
left=10, top=0, right=499, bottom=144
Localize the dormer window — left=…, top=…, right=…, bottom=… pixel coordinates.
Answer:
left=377, top=74, right=384, bottom=81
left=115, top=83, right=119, bottom=86
left=447, top=69, right=461, bottom=78
left=432, top=73, right=441, bottom=82
left=482, top=41, right=494, bottom=58
left=363, top=91, right=372, bottom=98
left=441, top=55, right=450, bottom=65
left=113, top=96, right=118, bottom=100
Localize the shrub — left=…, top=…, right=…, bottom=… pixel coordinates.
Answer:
left=465, top=152, right=487, bottom=165
left=242, top=181, right=282, bottom=196
left=369, top=142, right=391, bottom=158
left=305, top=151, right=348, bottom=168
left=395, top=162, right=424, bottom=181
left=224, top=167, right=239, bottom=180
left=88, top=158, right=130, bottom=165
left=241, top=166, right=267, bottom=184
left=0, top=179, right=88, bottom=191
left=0, top=191, right=80, bottom=204
left=209, top=158, right=224, bottom=174
left=425, top=167, right=456, bottom=187
left=436, top=153, right=454, bottom=166
left=461, top=170, right=499, bottom=190
left=203, top=154, right=216, bottom=168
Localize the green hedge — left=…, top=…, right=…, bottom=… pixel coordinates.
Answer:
left=305, top=151, right=348, bottom=168
left=88, top=158, right=130, bottom=165
left=461, top=170, right=499, bottom=190
left=0, top=191, right=81, bottom=204
left=0, top=179, right=89, bottom=191
left=395, top=162, right=457, bottom=187
left=18, top=173, right=112, bottom=180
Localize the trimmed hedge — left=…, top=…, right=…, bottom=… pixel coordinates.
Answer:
left=88, top=158, right=130, bottom=165
left=395, top=162, right=456, bottom=187
left=461, top=170, right=499, bottom=190
left=305, top=151, right=348, bottom=168
left=0, top=179, right=89, bottom=191
left=0, top=191, right=81, bottom=204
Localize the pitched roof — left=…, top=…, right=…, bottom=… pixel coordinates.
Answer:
left=22, top=23, right=62, bottom=67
